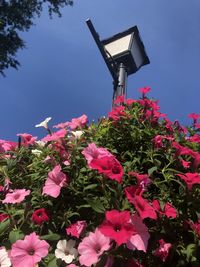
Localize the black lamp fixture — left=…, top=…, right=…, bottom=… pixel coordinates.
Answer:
left=86, top=19, right=150, bottom=105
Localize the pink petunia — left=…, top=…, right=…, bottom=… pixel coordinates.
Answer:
left=152, top=200, right=177, bottom=219
left=132, top=196, right=157, bottom=220
left=10, top=232, right=49, bottom=267
left=126, top=214, right=150, bottom=252
left=176, top=172, right=200, bottom=190
left=154, top=239, right=172, bottom=262
left=42, top=165, right=68, bottom=198
left=66, top=220, right=87, bottom=238
left=188, top=220, right=200, bottom=237
left=42, top=129, right=67, bottom=142
left=2, top=189, right=30, bottom=204
left=78, top=228, right=111, bottom=267
left=108, top=106, right=126, bottom=121
left=17, top=133, right=37, bottom=146
left=99, top=210, right=136, bottom=245
left=90, top=156, right=124, bottom=183
left=0, top=139, right=17, bottom=152
left=82, top=143, right=112, bottom=166
left=139, top=87, right=151, bottom=97
left=69, top=114, right=88, bottom=130
left=0, top=213, right=9, bottom=222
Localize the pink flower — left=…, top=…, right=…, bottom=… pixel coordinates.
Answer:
left=132, top=196, right=157, bottom=220
left=154, top=239, right=172, bottom=262
left=108, top=106, right=126, bottom=121
left=53, top=121, right=70, bottom=129
left=42, top=165, right=68, bottom=198
left=67, top=265, right=78, bottom=267
left=82, top=143, right=112, bottom=166
left=99, top=210, right=136, bottom=245
left=78, top=228, right=111, bottom=267
left=69, top=114, right=88, bottom=130
left=0, top=140, right=17, bottom=152
left=90, top=156, right=124, bottom=183
left=126, top=214, right=150, bottom=252
left=32, top=208, right=49, bottom=225
left=139, top=87, right=151, bottom=97
left=17, top=133, right=37, bottom=146
left=176, top=173, right=200, bottom=190
left=128, top=172, right=151, bottom=188
left=152, top=200, right=177, bottom=218
left=10, top=232, right=49, bottom=267
left=188, top=113, right=200, bottom=124
left=2, top=189, right=30, bottom=204
left=66, top=220, right=87, bottom=238
left=113, top=95, right=125, bottom=105
left=42, top=129, right=67, bottom=142
left=188, top=220, right=200, bottom=236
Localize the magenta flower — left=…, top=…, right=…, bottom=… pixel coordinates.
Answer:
left=17, top=133, right=37, bottom=146
left=152, top=200, right=177, bottom=219
left=0, top=139, right=17, bottom=152
left=126, top=214, right=150, bottom=252
left=82, top=143, right=112, bottom=166
left=42, top=165, right=68, bottom=198
left=154, top=239, right=172, bottom=262
left=78, top=228, right=111, bottom=267
left=99, top=210, right=136, bottom=245
left=2, top=189, right=30, bottom=204
left=42, top=129, right=67, bottom=142
left=69, top=114, right=88, bottom=130
left=139, top=87, right=151, bottom=97
left=10, top=232, right=49, bottom=267
left=132, top=196, right=157, bottom=220
left=188, top=220, right=200, bottom=237
left=66, top=220, right=87, bottom=238
left=176, top=173, right=200, bottom=190
left=108, top=106, right=126, bottom=121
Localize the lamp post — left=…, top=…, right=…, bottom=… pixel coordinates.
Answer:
left=86, top=19, right=150, bottom=106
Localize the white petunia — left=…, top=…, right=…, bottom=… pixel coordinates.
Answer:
left=31, top=149, right=42, bottom=156
left=35, top=117, right=52, bottom=129
left=0, top=247, right=11, bottom=267
left=55, top=240, right=78, bottom=264
left=71, top=131, right=84, bottom=139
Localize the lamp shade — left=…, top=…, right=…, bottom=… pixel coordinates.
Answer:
left=102, top=26, right=150, bottom=75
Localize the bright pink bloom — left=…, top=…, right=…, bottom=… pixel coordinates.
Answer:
left=128, top=172, right=151, bottom=188
left=42, top=165, right=68, bottom=198
left=82, top=143, right=112, bottom=166
left=17, top=133, right=37, bottom=145
left=53, top=122, right=70, bottom=129
left=152, top=200, right=177, bottom=218
left=0, top=213, right=9, bottom=222
left=67, top=265, right=78, bottom=267
left=32, top=208, right=49, bottom=225
left=0, top=139, right=17, bottom=152
left=124, top=185, right=143, bottom=200
left=99, top=210, right=136, bottom=245
left=180, top=159, right=191, bottom=168
left=90, top=156, right=124, bottom=183
left=42, top=129, right=67, bottom=142
left=176, top=173, right=200, bottom=190
left=188, top=113, right=200, bottom=124
left=10, top=232, right=49, bottom=267
left=66, top=220, right=87, bottom=238
left=154, top=239, right=172, bottom=262
left=108, top=106, right=126, bottom=121
left=114, top=95, right=125, bottom=104
left=139, top=87, right=151, bottom=97
left=132, top=196, right=157, bottom=220
left=69, top=114, right=88, bottom=130
left=2, top=189, right=30, bottom=204
left=187, top=134, right=200, bottom=144
left=78, top=228, right=111, bottom=267
left=188, top=220, right=200, bottom=236
left=126, top=214, right=150, bottom=252
left=125, top=98, right=136, bottom=105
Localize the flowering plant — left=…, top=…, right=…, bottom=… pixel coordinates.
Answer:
left=0, top=88, right=200, bottom=266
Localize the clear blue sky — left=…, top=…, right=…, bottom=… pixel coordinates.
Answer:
left=1, top=0, right=200, bottom=140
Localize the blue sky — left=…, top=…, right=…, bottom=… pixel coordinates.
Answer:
left=1, top=0, right=200, bottom=140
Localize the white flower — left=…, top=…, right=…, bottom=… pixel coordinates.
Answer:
left=31, top=149, right=42, bottom=156
left=35, top=140, right=46, bottom=147
left=35, top=117, right=52, bottom=129
left=0, top=247, right=11, bottom=267
left=55, top=240, right=78, bottom=264
left=71, top=131, right=84, bottom=139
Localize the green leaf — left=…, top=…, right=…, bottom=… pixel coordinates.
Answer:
left=47, top=257, right=58, bottom=267
left=148, top=166, right=157, bottom=176
left=41, top=233, right=61, bottom=241
left=9, top=229, right=24, bottom=244
left=86, top=199, right=105, bottom=213
left=0, top=219, right=10, bottom=236
left=83, top=184, right=98, bottom=192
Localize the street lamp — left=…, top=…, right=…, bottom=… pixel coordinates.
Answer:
left=86, top=19, right=150, bottom=105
